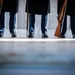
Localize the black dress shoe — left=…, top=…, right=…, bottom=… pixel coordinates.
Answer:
left=0, top=33, right=3, bottom=37
left=11, top=33, right=17, bottom=37
left=0, top=34, right=3, bottom=37
left=73, top=35, right=75, bottom=38
left=60, top=35, right=65, bottom=38
left=28, top=33, right=34, bottom=38
left=42, top=33, right=48, bottom=38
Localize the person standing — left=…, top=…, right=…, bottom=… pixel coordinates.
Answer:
left=0, top=0, right=19, bottom=37
left=57, top=0, right=75, bottom=38
left=26, top=0, right=50, bottom=38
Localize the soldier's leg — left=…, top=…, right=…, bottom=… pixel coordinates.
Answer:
left=41, top=14, right=48, bottom=38
left=0, top=12, right=5, bottom=37
left=28, top=13, right=35, bottom=38
left=9, top=12, right=16, bottom=37
left=70, top=16, right=75, bottom=38
left=60, top=15, right=67, bottom=38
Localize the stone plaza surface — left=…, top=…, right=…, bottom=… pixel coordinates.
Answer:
left=0, top=40, right=75, bottom=75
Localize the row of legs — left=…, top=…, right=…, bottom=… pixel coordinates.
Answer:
left=0, top=13, right=75, bottom=38
left=0, top=13, right=48, bottom=38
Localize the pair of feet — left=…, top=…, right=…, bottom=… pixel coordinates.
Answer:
left=28, top=33, right=48, bottom=38
left=0, top=32, right=17, bottom=38
left=60, top=35, right=75, bottom=38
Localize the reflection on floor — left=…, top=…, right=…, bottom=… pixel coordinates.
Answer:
left=0, top=41, right=75, bottom=75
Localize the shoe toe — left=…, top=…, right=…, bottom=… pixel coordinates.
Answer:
left=0, top=33, right=3, bottom=37
left=42, top=34, right=48, bottom=38
left=73, top=35, right=75, bottom=38
left=28, top=34, right=34, bottom=38
left=60, top=35, right=65, bottom=38
left=0, top=34, right=3, bottom=37
left=11, top=33, right=17, bottom=37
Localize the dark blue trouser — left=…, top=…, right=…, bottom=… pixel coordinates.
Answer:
left=29, top=14, right=48, bottom=35
left=0, top=12, right=16, bottom=34
left=61, top=15, right=75, bottom=36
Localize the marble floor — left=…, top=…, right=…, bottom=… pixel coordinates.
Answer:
left=0, top=40, right=75, bottom=75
